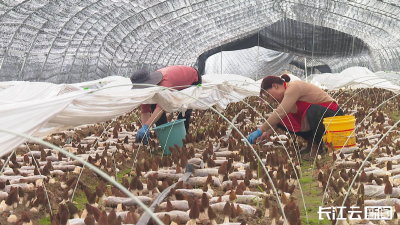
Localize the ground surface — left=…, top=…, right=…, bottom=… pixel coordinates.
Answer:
left=1, top=88, right=400, bottom=225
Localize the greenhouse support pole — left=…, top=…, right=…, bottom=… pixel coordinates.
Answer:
left=257, top=30, right=259, bottom=81
left=305, top=57, right=307, bottom=82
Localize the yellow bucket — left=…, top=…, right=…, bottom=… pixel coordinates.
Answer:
left=323, top=115, right=356, bottom=150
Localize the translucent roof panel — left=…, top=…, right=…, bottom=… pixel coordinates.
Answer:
left=1, top=0, right=400, bottom=83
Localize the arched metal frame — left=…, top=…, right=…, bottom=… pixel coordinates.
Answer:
left=1, top=0, right=400, bottom=83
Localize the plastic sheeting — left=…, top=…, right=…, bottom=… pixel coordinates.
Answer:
left=1, top=90, right=88, bottom=157
left=0, top=76, right=259, bottom=157
left=310, top=67, right=400, bottom=93
left=204, top=47, right=295, bottom=80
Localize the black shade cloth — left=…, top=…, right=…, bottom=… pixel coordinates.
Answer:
left=196, top=18, right=370, bottom=76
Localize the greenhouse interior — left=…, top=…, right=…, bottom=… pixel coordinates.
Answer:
left=1, top=0, right=400, bottom=225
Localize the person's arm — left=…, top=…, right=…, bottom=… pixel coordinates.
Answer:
left=141, top=112, right=150, bottom=125
left=260, top=123, right=277, bottom=133
left=141, top=104, right=152, bottom=125
left=259, top=85, right=301, bottom=133
left=145, top=105, right=164, bottom=127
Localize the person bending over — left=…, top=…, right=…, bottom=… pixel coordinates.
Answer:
left=131, top=65, right=202, bottom=144
left=247, top=74, right=344, bottom=160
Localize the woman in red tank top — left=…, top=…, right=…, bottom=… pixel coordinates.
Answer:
left=247, top=74, right=344, bottom=161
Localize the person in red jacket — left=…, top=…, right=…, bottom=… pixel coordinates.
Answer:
left=131, top=65, right=202, bottom=144
left=247, top=74, right=344, bottom=160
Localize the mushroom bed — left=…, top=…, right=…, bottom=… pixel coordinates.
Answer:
left=1, top=88, right=400, bottom=225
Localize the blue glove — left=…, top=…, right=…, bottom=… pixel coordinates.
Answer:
left=247, top=129, right=263, bottom=144
left=136, top=124, right=150, bottom=144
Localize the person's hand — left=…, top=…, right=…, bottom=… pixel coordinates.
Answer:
left=247, top=129, right=263, bottom=144
left=257, top=129, right=273, bottom=143
left=136, top=124, right=150, bottom=144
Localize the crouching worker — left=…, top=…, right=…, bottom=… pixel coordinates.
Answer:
left=131, top=65, right=202, bottom=144
left=247, top=74, right=344, bottom=161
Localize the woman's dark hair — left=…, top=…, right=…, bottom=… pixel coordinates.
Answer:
left=260, top=74, right=291, bottom=97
